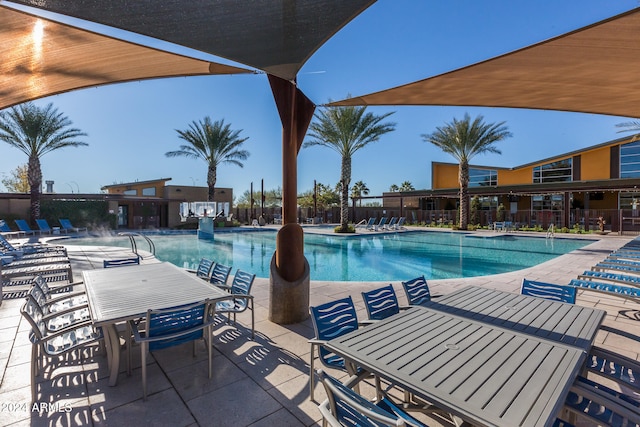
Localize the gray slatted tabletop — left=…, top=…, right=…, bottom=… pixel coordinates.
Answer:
left=430, top=286, right=605, bottom=350
left=325, top=306, right=588, bottom=427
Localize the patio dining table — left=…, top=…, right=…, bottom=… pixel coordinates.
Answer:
left=324, top=286, right=606, bottom=427
left=82, top=262, right=229, bottom=386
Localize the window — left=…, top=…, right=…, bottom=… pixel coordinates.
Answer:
left=620, top=141, right=640, bottom=178
left=123, top=189, right=137, bottom=196
left=532, top=159, right=572, bottom=183
left=142, top=187, right=156, bottom=196
left=468, top=168, right=497, bottom=187
left=532, top=194, right=564, bottom=211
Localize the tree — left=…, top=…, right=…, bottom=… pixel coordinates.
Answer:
left=399, top=181, right=415, bottom=192
left=422, top=113, right=511, bottom=229
left=0, top=103, right=87, bottom=223
left=389, top=184, right=399, bottom=192
left=298, top=183, right=339, bottom=210
left=350, top=180, right=369, bottom=206
left=304, top=104, right=396, bottom=231
left=166, top=117, right=249, bottom=201
left=616, top=120, right=640, bottom=137
left=1, top=164, right=29, bottom=193
left=236, top=187, right=282, bottom=208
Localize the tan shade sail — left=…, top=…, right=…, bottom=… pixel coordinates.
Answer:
left=0, top=5, right=251, bottom=110
left=330, top=7, right=640, bottom=118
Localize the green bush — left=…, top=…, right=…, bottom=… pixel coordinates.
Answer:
left=40, top=200, right=115, bottom=230
left=334, top=224, right=355, bottom=233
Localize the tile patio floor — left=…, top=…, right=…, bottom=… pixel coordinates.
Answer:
left=0, top=228, right=639, bottom=426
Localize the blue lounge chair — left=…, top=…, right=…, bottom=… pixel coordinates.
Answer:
left=375, top=217, right=387, bottom=231
left=365, top=217, right=376, bottom=231
left=15, top=219, right=42, bottom=235
left=0, top=234, right=67, bottom=257
left=215, top=269, right=256, bottom=339
left=128, top=300, right=215, bottom=400
left=361, top=284, right=402, bottom=321
left=569, top=279, right=640, bottom=304
left=401, top=276, right=431, bottom=306
left=0, top=219, right=23, bottom=238
left=579, top=270, right=640, bottom=287
left=383, top=217, right=397, bottom=230
left=58, top=219, right=87, bottom=233
left=395, top=216, right=406, bottom=230
left=521, top=278, right=576, bottom=303
left=35, top=219, right=59, bottom=235
left=593, top=260, right=640, bottom=274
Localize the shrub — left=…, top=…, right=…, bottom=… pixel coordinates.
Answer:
left=334, top=224, right=355, bottom=233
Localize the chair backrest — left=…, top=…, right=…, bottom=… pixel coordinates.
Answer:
left=14, top=219, right=33, bottom=232
left=387, top=217, right=397, bottom=227
left=145, top=300, right=210, bottom=352
left=521, top=279, right=576, bottom=304
left=21, top=296, right=46, bottom=341
left=401, top=276, right=431, bottom=306
left=35, top=219, right=51, bottom=232
left=103, top=257, right=140, bottom=268
left=317, top=370, right=405, bottom=427
left=397, top=217, right=406, bottom=227
left=361, top=284, right=400, bottom=321
left=310, top=297, right=359, bottom=367
left=0, top=235, right=15, bottom=251
left=0, top=219, right=11, bottom=232
left=229, top=269, right=256, bottom=310
left=59, top=219, right=73, bottom=230
left=366, top=218, right=375, bottom=227
left=378, top=217, right=387, bottom=226
left=210, top=263, right=232, bottom=285
left=196, top=258, right=214, bottom=279
left=28, top=283, right=49, bottom=308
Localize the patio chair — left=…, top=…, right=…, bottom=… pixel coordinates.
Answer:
left=0, top=219, right=23, bottom=238
left=20, top=296, right=103, bottom=403
left=395, top=217, right=406, bottom=230
left=103, top=257, right=140, bottom=268
left=15, top=219, right=43, bottom=235
left=32, top=275, right=87, bottom=313
left=365, top=217, right=376, bottom=231
left=309, top=296, right=363, bottom=401
left=578, top=270, right=640, bottom=287
left=128, top=299, right=215, bottom=400
left=383, top=217, right=398, bottom=230
left=25, top=291, right=90, bottom=332
left=59, top=218, right=87, bottom=233
left=215, top=269, right=256, bottom=339
left=35, top=219, right=63, bottom=235
left=375, top=217, right=387, bottom=231
left=401, top=276, right=432, bottom=307
left=316, top=369, right=427, bottom=427
left=361, top=284, right=404, bottom=321
left=569, top=279, right=640, bottom=304
left=192, top=258, right=214, bottom=280
left=209, top=262, right=232, bottom=289
left=586, top=346, right=640, bottom=395
left=521, top=279, right=576, bottom=304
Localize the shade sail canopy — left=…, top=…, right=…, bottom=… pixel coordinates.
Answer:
left=330, top=7, right=640, bottom=118
left=0, top=4, right=252, bottom=110
left=9, top=0, right=375, bottom=82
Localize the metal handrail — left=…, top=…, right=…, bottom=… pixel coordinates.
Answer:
left=117, top=232, right=156, bottom=257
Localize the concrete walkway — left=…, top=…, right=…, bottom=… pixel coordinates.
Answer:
left=0, top=229, right=638, bottom=426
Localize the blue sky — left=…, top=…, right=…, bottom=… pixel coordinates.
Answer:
left=1, top=1, right=639, bottom=200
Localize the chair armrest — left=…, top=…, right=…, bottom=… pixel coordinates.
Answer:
left=33, top=320, right=97, bottom=344
left=308, top=338, right=328, bottom=346
left=213, top=283, right=232, bottom=291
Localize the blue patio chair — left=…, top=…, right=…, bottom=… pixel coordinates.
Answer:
left=58, top=218, right=87, bottom=233
left=361, top=284, right=402, bottom=321
left=0, top=234, right=67, bottom=257
left=35, top=219, right=62, bottom=235
left=20, top=296, right=103, bottom=403
left=521, top=278, right=576, bottom=304
left=25, top=291, right=90, bottom=332
left=32, top=275, right=87, bottom=313
left=375, top=217, right=387, bottom=231
left=365, top=217, right=376, bottom=231
left=0, top=219, right=23, bottom=238
left=128, top=299, right=215, bottom=400
left=103, top=257, right=140, bottom=268
left=215, top=269, right=256, bottom=339
left=579, top=270, right=640, bottom=286
left=383, top=217, right=397, bottom=230
left=316, top=369, right=428, bottom=427
left=15, top=219, right=42, bottom=235
left=209, top=262, right=232, bottom=289
left=309, top=296, right=363, bottom=401
left=395, top=217, right=406, bottom=230
left=586, top=346, right=640, bottom=395
left=401, top=276, right=431, bottom=306
left=194, top=258, right=214, bottom=280
left=569, top=279, right=640, bottom=304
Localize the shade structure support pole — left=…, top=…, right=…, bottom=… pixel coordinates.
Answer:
left=268, top=75, right=315, bottom=324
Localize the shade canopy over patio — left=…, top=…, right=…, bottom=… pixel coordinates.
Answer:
left=0, top=4, right=252, bottom=110
left=329, top=7, right=640, bottom=119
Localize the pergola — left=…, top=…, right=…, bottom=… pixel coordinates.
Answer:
left=3, top=1, right=640, bottom=323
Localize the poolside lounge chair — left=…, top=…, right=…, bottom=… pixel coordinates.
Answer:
left=395, top=217, right=406, bottom=230
left=569, top=279, right=640, bottom=304
left=316, top=369, right=427, bottom=427
left=128, top=300, right=215, bottom=400
left=521, top=278, right=576, bottom=303
left=215, top=269, right=256, bottom=339
left=374, top=217, right=387, bottom=231
left=35, top=219, right=62, bottom=235
left=364, top=217, right=376, bottom=231
left=0, top=234, right=67, bottom=258
left=0, top=219, right=23, bottom=238
left=59, top=219, right=87, bottom=233
left=383, top=217, right=397, bottom=230
left=21, top=296, right=103, bottom=403
left=578, top=270, right=640, bottom=287
left=401, top=276, right=432, bottom=306
left=15, top=219, right=43, bottom=235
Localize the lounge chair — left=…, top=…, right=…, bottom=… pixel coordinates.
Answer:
left=15, top=219, right=43, bottom=235
left=578, top=270, right=640, bottom=287
left=383, top=217, right=397, bottom=230
left=569, top=279, right=640, bottom=304
left=21, top=296, right=103, bottom=403
left=209, top=263, right=232, bottom=289
left=521, top=278, right=576, bottom=303
left=395, top=217, right=406, bottom=230
left=215, top=269, right=256, bottom=339
left=128, top=300, right=215, bottom=400
left=316, top=369, right=427, bottom=427
left=59, top=218, right=87, bottom=233
left=374, top=217, right=387, bottom=231
left=0, top=234, right=67, bottom=257
left=35, top=219, right=62, bottom=235
left=0, top=219, right=23, bottom=238
left=364, top=218, right=376, bottom=231
left=401, top=276, right=432, bottom=306
left=361, top=284, right=404, bottom=321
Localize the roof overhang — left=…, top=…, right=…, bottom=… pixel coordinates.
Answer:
left=330, top=7, right=640, bottom=118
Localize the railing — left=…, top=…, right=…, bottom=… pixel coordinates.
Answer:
left=117, top=232, right=156, bottom=258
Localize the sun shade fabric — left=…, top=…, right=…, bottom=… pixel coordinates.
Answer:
left=330, top=7, right=640, bottom=118
left=1, top=5, right=251, bottom=110
left=9, top=0, right=376, bottom=81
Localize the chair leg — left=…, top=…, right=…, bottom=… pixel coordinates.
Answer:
left=207, top=325, right=213, bottom=379
left=250, top=301, right=255, bottom=340
left=141, top=343, right=148, bottom=401
left=31, top=345, right=38, bottom=404
left=126, top=323, right=132, bottom=376
left=309, top=343, right=316, bottom=402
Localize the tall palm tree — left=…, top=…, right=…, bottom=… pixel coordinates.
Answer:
left=389, top=184, right=399, bottom=192
left=166, top=117, right=249, bottom=202
left=350, top=180, right=369, bottom=207
left=304, top=105, right=396, bottom=232
left=616, top=120, right=640, bottom=140
left=422, top=113, right=511, bottom=230
left=0, top=102, right=88, bottom=223
left=399, top=181, right=415, bottom=192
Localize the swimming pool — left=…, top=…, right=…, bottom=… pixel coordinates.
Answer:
left=65, top=230, right=592, bottom=281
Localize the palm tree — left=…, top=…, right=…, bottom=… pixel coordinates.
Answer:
left=350, top=180, right=369, bottom=207
left=304, top=104, right=396, bottom=231
left=616, top=121, right=640, bottom=140
left=422, top=113, right=511, bottom=230
left=389, top=184, right=399, bottom=192
left=0, top=103, right=88, bottom=223
left=166, top=117, right=249, bottom=201
left=399, top=181, right=415, bottom=192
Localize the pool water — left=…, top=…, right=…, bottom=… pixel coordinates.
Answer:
left=66, top=230, right=591, bottom=281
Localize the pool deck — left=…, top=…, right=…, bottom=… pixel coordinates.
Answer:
left=1, top=227, right=639, bottom=426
